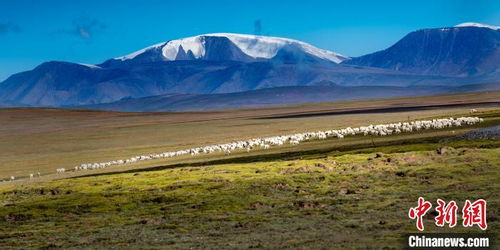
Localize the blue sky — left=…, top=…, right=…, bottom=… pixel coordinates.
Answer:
left=0, top=0, right=498, bottom=81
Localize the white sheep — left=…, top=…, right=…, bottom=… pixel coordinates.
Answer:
left=39, top=116, right=482, bottom=176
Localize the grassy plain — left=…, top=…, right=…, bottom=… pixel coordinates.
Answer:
left=0, top=91, right=499, bottom=179
left=0, top=137, right=498, bottom=248
left=0, top=92, right=499, bottom=248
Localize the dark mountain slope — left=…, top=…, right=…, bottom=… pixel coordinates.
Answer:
left=344, top=25, right=499, bottom=77
left=74, top=83, right=500, bottom=112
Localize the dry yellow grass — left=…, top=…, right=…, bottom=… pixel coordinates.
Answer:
left=0, top=91, right=498, bottom=178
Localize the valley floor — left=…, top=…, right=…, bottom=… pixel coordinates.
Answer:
left=0, top=91, right=499, bottom=180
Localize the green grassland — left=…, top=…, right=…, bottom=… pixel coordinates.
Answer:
left=0, top=126, right=499, bottom=248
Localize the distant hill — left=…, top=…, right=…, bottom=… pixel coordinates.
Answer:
left=74, top=83, right=500, bottom=112
left=0, top=58, right=473, bottom=107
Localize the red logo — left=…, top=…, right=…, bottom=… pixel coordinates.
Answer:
left=409, top=198, right=487, bottom=231
left=408, top=197, right=432, bottom=231
left=462, top=199, right=487, bottom=230
left=435, top=199, right=458, bottom=228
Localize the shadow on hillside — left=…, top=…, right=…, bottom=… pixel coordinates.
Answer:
left=259, top=102, right=500, bottom=119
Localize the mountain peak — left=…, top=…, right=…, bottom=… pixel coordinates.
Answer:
left=115, top=33, right=348, bottom=63
left=454, top=22, right=500, bottom=30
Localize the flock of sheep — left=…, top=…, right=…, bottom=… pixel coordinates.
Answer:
left=7, top=116, right=483, bottom=181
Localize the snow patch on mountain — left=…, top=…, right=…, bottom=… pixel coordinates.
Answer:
left=117, top=42, right=166, bottom=61
left=206, top=33, right=348, bottom=63
left=455, top=22, right=500, bottom=30
left=162, top=35, right=206, bottom=60
left=115, top=33, right=348, bottom=63
left=77, top=63, right=102, bottom=69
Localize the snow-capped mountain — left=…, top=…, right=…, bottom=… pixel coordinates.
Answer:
left=110, top=33, right=349, bottom=64
left=0, top=27, right=498, bottom=108
left=0, top=33, right=353, bottom=107
left=344, top=23, right=499, bottom=76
